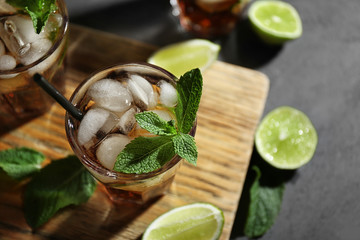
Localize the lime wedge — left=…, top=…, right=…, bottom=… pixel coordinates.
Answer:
left=248, top=0, right=302, bottom=44
left=148, top=39, right=220, bottom=78
left=142, top=203, right=224, bottom=240
left=255, top=106, right=317, bottom=169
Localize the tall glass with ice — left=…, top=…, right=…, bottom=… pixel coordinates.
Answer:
left=0, top=0, right=68, bottom=131
left=65, top=63, right=196, bottom=204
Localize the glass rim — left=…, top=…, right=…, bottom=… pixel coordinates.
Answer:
left=0, top=0, right=69, bottom=75
left=70, top=62, right=178, bottom=98
left=65, top=62, right=195, bottom=181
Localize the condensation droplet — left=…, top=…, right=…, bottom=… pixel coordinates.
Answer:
left=271, top=15, right=282, bottom=23
left=279, top=130, right=287, bottom=141
left=265, top=153, right=274, bottom=161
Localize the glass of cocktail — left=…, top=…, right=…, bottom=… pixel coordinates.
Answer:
left=171, top=0, right=250, bottom=38
left=65, top=63, right=197, bottom=204
left=0, top=0, right=68, bottom=131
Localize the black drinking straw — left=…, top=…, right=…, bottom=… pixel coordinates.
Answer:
left=33, top=73, right=83, bottom=121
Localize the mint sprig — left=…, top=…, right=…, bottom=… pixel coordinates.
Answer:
left=114, top=136, right=175, bottom=174
left=114, top=68, right=202, bottom=174
left=6, top=0, right=57, bottom=34
left=24, top=155, right=97, bottom=228
left=175, top=69, right=203, bottom=134
left=244, top=166, right=285, bottom=238
left=135, top=111, right=177, bottom=136
left=172, top=133, right=197, bottom=166
left=0, top=147, right=45, bottom=180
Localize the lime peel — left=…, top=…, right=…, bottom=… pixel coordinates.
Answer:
left=255, top=106, right=317, bottom=169
left=142, top=202, right=224, bottom=240
left=148, top=39, right=220, bottom=78
left=248, top=0, right=303, bottom=44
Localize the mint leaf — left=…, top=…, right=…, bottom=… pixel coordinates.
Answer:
left=172, top=133, right=197, bottom=166
left=24, top=155, right=97, bottom=228
left=135, top=111, right=177, bottom=136
left=0, top=147, right=45, bottom=180
left=175, top=68, right=203, bottom=134
left=244, top=166, right=285, bottom=238
left=114, top=136, right=175, bottom=174
left=6, top=0, right=57, bottom=34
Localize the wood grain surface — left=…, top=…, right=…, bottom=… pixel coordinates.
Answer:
left=0, top=24, right=269, bottom=240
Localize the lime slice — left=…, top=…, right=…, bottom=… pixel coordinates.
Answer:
left=142, top=202, right=224, bottom=240
left=255, top=106, right=317, bottom=169
left=148, top=39, right=220, bottom=78
left=248, top=0, right=302, bottom=44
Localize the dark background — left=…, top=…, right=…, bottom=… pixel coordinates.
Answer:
left=65, top=0, right=360, bottom=239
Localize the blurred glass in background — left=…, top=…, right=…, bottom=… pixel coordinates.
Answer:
left=171, top=0, right=250, bottom=38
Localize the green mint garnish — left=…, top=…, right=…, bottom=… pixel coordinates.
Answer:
left=0, top=147, right=45, bottom=180
left=244, top=166, right=285, bottom=238
left=114, top=136, right=175, bottom=174
left=172, top=133, right=197, bottom=166
left=175, top=68, right=203, bottom=134
left=114, top=68, right=202, bottom=174
left=24, top=155, right=97, bottom=229
left=6, top=0, right=57, bottom=34
left=135, top=111, right=177, bottom=136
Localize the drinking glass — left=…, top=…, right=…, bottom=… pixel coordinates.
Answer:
left=171, top=0, right=250, bottom=38
left=0, top=0, right=68, bottom=132
left=65, top=63, right=196, bottom=204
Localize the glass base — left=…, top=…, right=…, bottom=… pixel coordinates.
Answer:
left=102, top=176, right=175, bottom=205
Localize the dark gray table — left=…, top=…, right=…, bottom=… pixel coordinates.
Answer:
left=66, top=0, right=360, bottom=239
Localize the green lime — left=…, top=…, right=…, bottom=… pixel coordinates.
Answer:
left=147, top=39, right=220, bottom=78
left=248, top=0, right=302, bottom=45
left=142, top=203, right=224, bottom=240
left=255, top=106, right=317, bottom=169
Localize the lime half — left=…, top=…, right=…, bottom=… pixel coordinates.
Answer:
left=142, top=203, right=224, bottom=240
left=148, top=39, right=220, bottom=78
left=248, top=0, right=302, bottom=44
left=255, top=106, right=317, bottom=169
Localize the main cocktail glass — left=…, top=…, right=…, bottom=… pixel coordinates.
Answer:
left=65, top=63, right=196, bottom=204
left=0, top=0, right=68, bottom=131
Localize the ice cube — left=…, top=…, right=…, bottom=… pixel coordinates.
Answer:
left=77, top=108, right=119, bottom=148
left=88, top=78, right=133, bottom=113
left=130, top=75, right=152, bottom=94
left=159, top=80, right=177, bottom=107
left=96, top=134, right=130, bottom=170
left=10, top=15, right=45, bottom=43
left=0, top=15, right=47, bottom=58
left=20, top=38, right=52, bottom=66
left=0, top=40, right=5, bottom=56
left=44, top=13, right=63, bottom=33
left=127, top=77, right=149, bottom=109
left=118, top=107, right=138, bottom=134
left=130, top=75, right=158, bottom=108
left=27, top=38, right=63, bottom=75
left=0, top=55, right=16, bottom=71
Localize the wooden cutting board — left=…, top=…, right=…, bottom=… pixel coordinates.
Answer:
left=0, top=24, right=269, bottom=240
